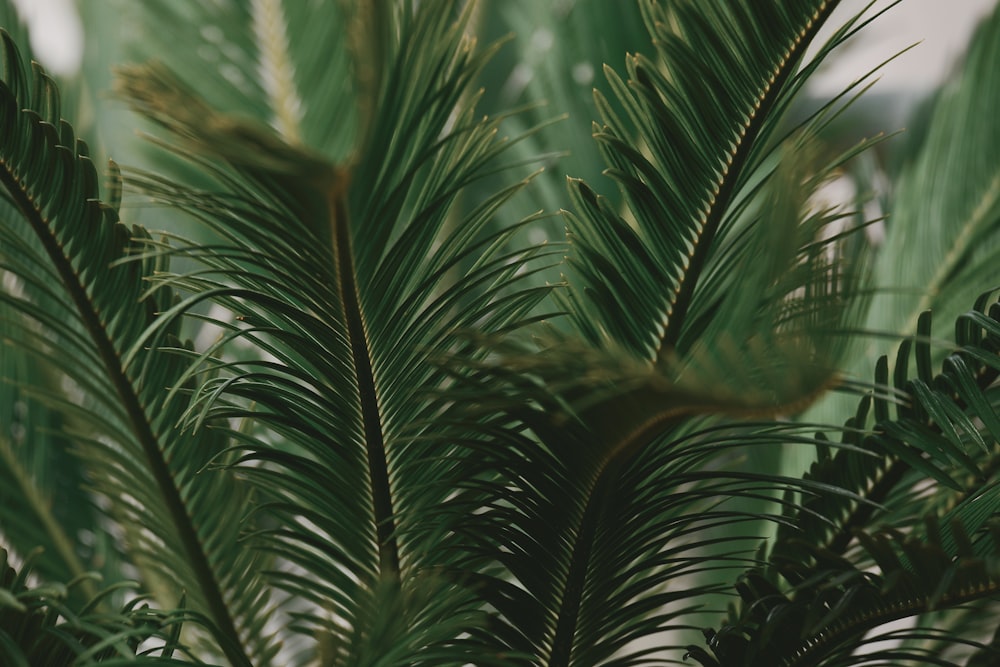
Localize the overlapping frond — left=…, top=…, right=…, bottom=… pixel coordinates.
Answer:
left=450, top=334, right=866, bottom=665
left=116, top=1, right=557, bottom=662
left=4, top=0, right=1000, bottom=665
left=691, top=293, right=1000, bottom=666
left=439, top=2, right=901, bottom=663
left=0, top=30, right=278, bottom=665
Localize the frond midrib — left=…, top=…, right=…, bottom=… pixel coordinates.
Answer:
left=543, top=7, right=842, bottom=656
left=656, top=0, right=838, bottom=360
left=327, top=177, right=400, bottom=577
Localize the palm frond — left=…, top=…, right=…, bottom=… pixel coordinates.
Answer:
left=546, top=0, right=890, bottom=456
left=115, top=2, right=557, bottom=662
left=440, top=3, right=902, bottom=662
left=5, top=0, right=1000, bottom=665
left=562, top=0, right=858, bottom=360
left=0, top=30, right=279, bottom=665
left=0, top=253, right=109, bottom=595
left=691, top=292, right=1000, bottom=666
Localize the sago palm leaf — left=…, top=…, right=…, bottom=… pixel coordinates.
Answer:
left=562, top=0, right=864, bottom=360
left=446, top=2, right=899, bottom=665
left=7, top=0, right=1000, bottom=665
left=0, top=30, right=278, bottom=665
left=691, top=294, right=1000, bottom=666
left=456, top=150, right=868, bottom=666
left=0, top=6, right=110, bottom=599
left=115, top=1, right=556, bottom=662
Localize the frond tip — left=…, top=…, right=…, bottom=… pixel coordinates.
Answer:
left=564, top=0, right=842, bottom=363
left=0, top=27, right=277, bottom=666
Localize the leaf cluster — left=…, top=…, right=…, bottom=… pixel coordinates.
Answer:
left=1, top=1, right=1000, bottom=665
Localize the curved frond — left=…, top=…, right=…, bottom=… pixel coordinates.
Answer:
left=563, top=0, right=852, bottom=361
left=423, top=0, right=954, bottom=663
left=692, top=293, right=1000, bottom=666
left=0, top=30, right=278, bottom=665
left=6, top=1, right=1000, bottom=665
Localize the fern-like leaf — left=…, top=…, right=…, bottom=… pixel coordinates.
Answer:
left=115, top=2, right=557, bottom=662
left=0, top=30, right=278, bottom=665
left=694, top=294, right=1000, bottom=666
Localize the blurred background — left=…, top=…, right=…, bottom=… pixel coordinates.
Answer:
left=10, top=0, right=997, bottom=192
left=14, top=0, right=996, bottom=103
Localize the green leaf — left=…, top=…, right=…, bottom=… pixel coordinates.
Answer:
left=0, top=28, right=277, bottom=666
left=447, top=3, right=903, bottom=664
left=0, top=548, right=191, bottom=665
left=695, top=291, right=1000, bottom=666
left=116, top=2, right=557, bottom=662
left=563, top=0, right=847, bottom=362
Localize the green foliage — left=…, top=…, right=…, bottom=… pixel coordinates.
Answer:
left=0, top=548, right=189, bottom=665
left=1, top=0, right=1000, bottom=665
left=687, top=301, right=1000, bottom=666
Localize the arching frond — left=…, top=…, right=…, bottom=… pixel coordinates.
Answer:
left=561, top=0, right=864, bottom=360
left=5, top=1, right=1000, bottom=665
left=0, top=30, right=278, bottom=666
left=440, top=3, right=898, bottom=663
left=691, top=294, right=1000, bottom=666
